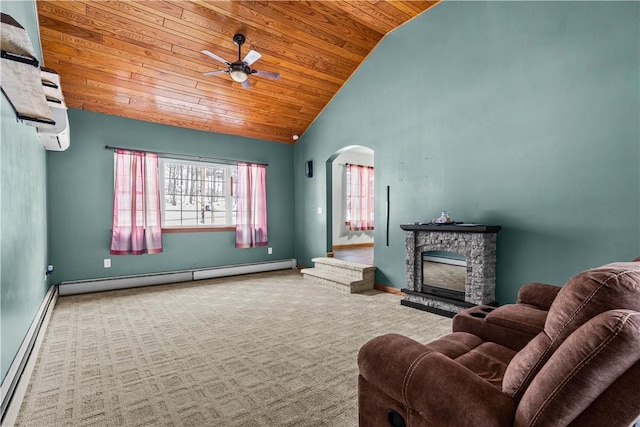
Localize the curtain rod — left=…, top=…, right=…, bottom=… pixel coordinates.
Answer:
left=104, top=145, right=268, bottom=166
left=339, top=162, right=373, bottom=167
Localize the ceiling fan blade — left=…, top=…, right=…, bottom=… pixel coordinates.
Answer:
left=241, top=79, right=252, bottom=89
left=203, top=70, right=228, bottom=76
left=243, top=49, right=262, bottom=66
left=253, top=70, right=280, bottom=81
left=201, top=49, right=230, bottom=65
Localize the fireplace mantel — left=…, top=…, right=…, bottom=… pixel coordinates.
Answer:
left=400, top=224, right=502, bottom=233
left=400, top=223, right=501, bottom=317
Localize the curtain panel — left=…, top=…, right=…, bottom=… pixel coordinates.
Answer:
left=235, top=162, right=268, bottom=248
left=345, top=164, right=374, bottom=231
left=110, top=150, right=163, bottom=255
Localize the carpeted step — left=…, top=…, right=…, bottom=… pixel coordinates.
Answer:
left=310, top=257, right=376, bottom=280
left=300, top=267, right=373, bottom=294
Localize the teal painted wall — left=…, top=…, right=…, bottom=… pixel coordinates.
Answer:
left=2, top=0, right=639, bottom=387
left=47, top=109, right=294, bottom=283
left=294, top=1, right=640, bottom=304
left=1, top=0, right=49, bottom=382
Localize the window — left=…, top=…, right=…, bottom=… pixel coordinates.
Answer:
left=159, top=159, right=237, bottom=228
left=345, top=164, right=374, bottom=231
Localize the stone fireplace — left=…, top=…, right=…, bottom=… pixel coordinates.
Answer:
left=400, top=224, right=501, bottom=317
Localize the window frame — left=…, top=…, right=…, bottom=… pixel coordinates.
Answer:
left=158, top=158, right=237, bottom=232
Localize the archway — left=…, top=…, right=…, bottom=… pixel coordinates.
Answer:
left=325, top=145, right=375, bottom=264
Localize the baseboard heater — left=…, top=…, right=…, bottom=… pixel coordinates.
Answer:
left=59, top=259, right=297, bottom=296
left=1, top=284, right=58, bottom=419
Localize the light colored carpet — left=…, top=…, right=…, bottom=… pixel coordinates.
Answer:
left=15, top=270, right=452, bottom=427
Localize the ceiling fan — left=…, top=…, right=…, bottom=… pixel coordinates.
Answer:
left=201, top=34, right=280, bottom=89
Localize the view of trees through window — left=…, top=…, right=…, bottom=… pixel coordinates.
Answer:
left=160, top=159, right=237, bottom=227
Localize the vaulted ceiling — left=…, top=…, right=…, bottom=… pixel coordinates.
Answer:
left=37, top=1, right=438, bottom=144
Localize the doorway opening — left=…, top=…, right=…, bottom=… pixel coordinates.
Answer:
left=325, top=146, right=374, bottom=266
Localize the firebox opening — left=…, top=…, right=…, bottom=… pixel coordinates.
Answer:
left=422, top=251, right=466, bottom=301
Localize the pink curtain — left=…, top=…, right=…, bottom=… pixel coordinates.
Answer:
left=110, top=150, right=163, bottom=255
left=345, top=164, right=374, bottom=231
left=235, top=162, right=268, bottom=248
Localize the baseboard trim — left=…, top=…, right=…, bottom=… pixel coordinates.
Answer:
left=1, top=284, right=58, bottom=423
left=374, top=284, right=405, bottom=296
left=332, top=243, right=374, bottom=250
left=60, top=259, right=297, bottom=296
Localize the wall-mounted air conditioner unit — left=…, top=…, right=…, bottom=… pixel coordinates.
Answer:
left=37, top=105, right=69, bottom=151
left=37, top=68, right=69, bottom=151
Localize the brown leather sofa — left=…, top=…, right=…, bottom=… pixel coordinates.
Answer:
left=358, top=262, right=640, bottom=427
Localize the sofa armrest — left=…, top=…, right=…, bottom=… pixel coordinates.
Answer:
left=358, top=333, right=516, bottom=426
left=453, top=305, right=544, bottom=351
left=517, top=282, right=561, bottom=311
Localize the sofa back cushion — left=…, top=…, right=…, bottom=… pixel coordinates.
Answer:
left=502, top=262, right=640, bottom=400
left=514, top=310, right=640, bottom=427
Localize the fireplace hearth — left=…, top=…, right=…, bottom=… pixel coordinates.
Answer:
left=400, top=224, right=501, bottom=317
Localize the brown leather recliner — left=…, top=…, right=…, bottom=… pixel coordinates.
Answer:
left=358, top=262, right=640, bottom=427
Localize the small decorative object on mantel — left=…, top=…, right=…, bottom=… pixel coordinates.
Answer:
left=433, top=210, right=451, bottom=224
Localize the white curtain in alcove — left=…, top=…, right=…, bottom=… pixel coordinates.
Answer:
left=345, top=164, right=374, bottom=231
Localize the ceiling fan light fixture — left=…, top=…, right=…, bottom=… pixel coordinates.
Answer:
left=230, top=69, right=248, bottom=82
left=229, top=63, right=249, bottom=82
left=202, top=34, right=279, bottom=88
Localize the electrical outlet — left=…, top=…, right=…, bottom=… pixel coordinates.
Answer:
left=104, top=259, right=111, bottom=268
left=268, top=247, right=273, bottom=254
left=317, top=207, right=322, bottom=215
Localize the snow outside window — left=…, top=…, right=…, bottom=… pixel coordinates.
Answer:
left=159, top=159, right=237, bottom=228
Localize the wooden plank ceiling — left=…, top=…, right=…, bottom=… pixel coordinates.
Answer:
left=37, top=1, right=438, bottom=144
